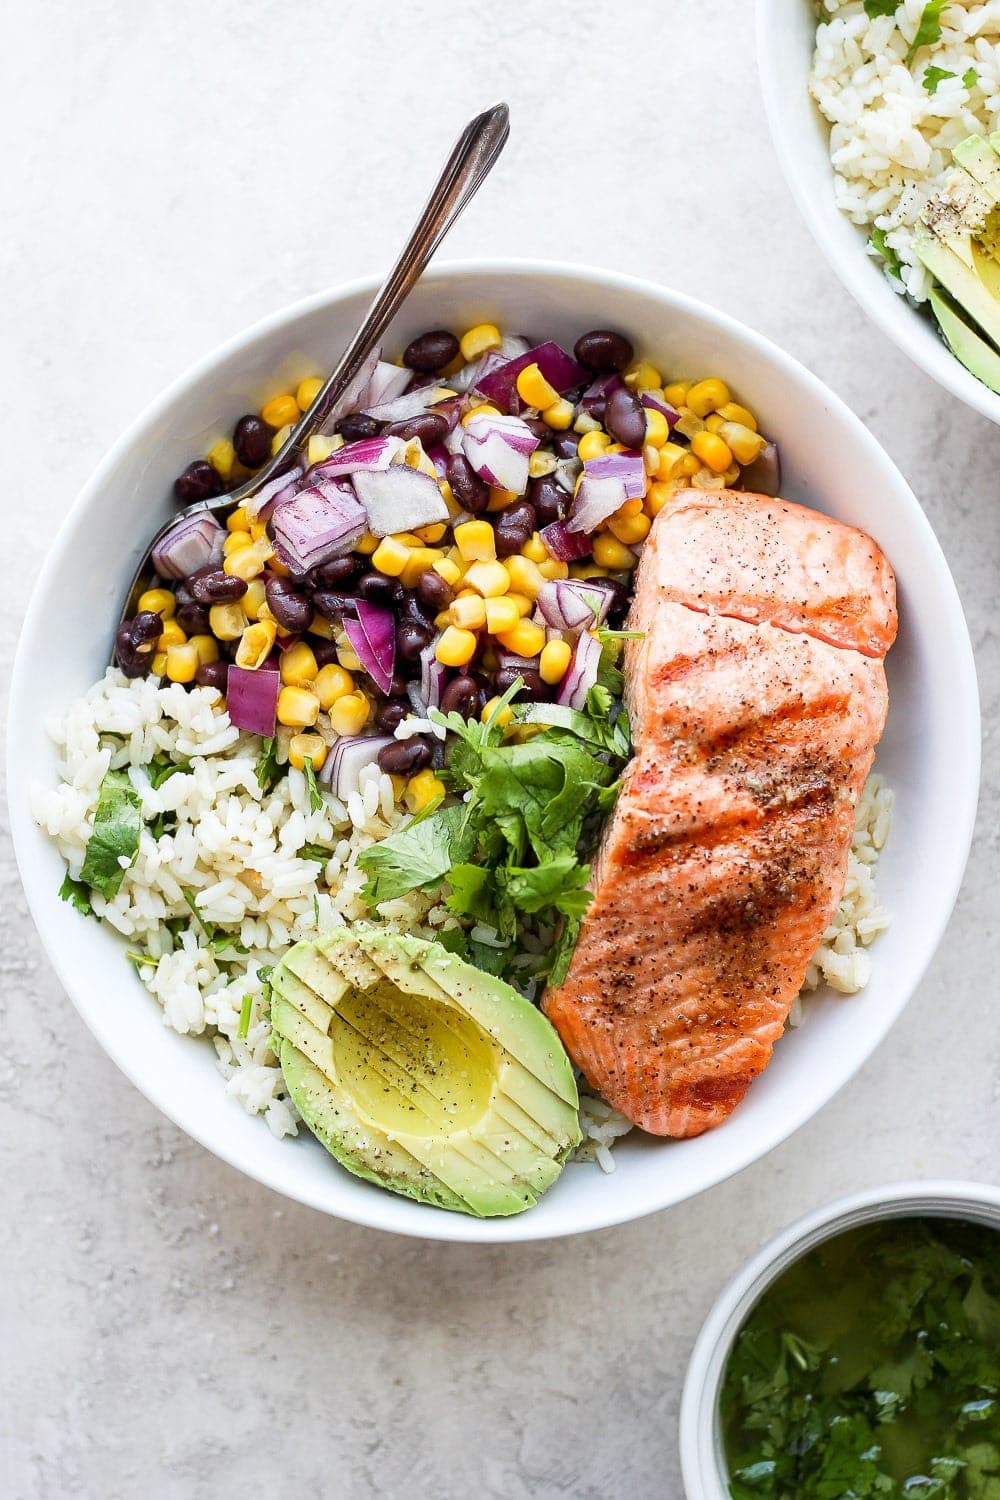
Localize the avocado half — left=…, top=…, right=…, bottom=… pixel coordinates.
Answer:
left=269, top=924, right=581, bottom=1217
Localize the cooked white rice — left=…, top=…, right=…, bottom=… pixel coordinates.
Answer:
left=33, top=671, right=892, bottom=1173
left=810, top=0, right=1000, bottom=299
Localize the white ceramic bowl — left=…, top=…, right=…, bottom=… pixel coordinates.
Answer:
left=8, top=261, right=980, bottom=1243
left=756, top=0, right=1000, bottom=426
left=680, top=1179, right=1000, bottom=1496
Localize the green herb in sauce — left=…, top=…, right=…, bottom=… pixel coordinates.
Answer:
left=721, top=1217, right=1000, bottom=1498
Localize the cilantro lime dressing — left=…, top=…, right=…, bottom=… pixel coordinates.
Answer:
left=720, top=1217, right=1000, bottom=1498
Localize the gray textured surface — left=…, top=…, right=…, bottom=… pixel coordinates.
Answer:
left=2, top=3, right=998, bottom=1497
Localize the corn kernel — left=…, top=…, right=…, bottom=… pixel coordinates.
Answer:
left=464, top=559, right=510, bottom=598
left=296, top=376, right=323, bottom=412
left=578, top=430, right=612, bottom=462
left=515, top=362, right=560, bottom=410
left=435, top=626, right=478, bottom=667
left=449, top=594, right=487, bottom=631
left=137, top=588, right=176, bottom=619
left=209, top=602, right=248, bottom=641
left=440, top=479, right=462, bottom=517
left=157, top=619, right=187, bottom=650
left=206, top=438, right=236, bottom=481
left=663, top=381, right=690, bottom=407
left=691, top=430, right=733, bottom=474
left=625, top=361, right=663, bottom=391
left=288, top=733, right=327, bottom=773
left=481, top=696, right=514, bottom=727
left=652, top=443, right=686, bottom=482
left=496, top=620, right=546, bottom=658
left=336, top=644, right=363, bottom=673
left=704, top=413, right=726, bottom=434
left=485, top=596, right=521, bottom=635
left=356, top=531, right=378, bottom=556
left=505, top=555, right=545, bottom=599
left=644, top=408, right=670, bottom=447
left=691, top=466, right=726, bottom=490
left=223, top=528, right=251, bottom=557
left=459, top=323, right=502, bottom=362
left=389, top=774, right=407, bottom=802
left=277, top=685, right=320, bottom=728
left=569, top=563, right=611, bottom=580
left=542, top=398, right=574, bottom=431
left=507, top=591, right=533, bottom=618
left=151, top=651, right=168, bottom=677
left=165, top=642, right=200, bottom=684
left=718, top=422, right=766, bottom=466
left=717, top=402, right=758, bottom=431
left=328, top=692, right=370, bottom=737
left=241, top=578, right=266, bottom=621
left=188, top=634, right=219, bottom=666
left=528, top=450, right=558, bottom=479
left=677, top=453, right=702, bottom=478
left=224, top=545, right=267, bottom=582
left=280, top=641, right=319, bottom=687
left=404, top=769, right=445, bottom=816
left=521, top=532, right=548, bottom=564
left=592, top=534, right=638, bottom=571
left=314, top=663, right=355, bottom=708
left=309, top=613, right=337, bottom=641
left=307, top=433, right=342, bottom=465
left=646, top=482, right=676, bottom=517
left=271, top=423, right=293, bottom=456
left=618, top=496, right=644, bottom=518
left=539, top=638, right=573, bottom=685
left=261, top=394, right=301, bottom=429
left=722, top=464, right=741, bottom=486
left=371, top=536, right=411, bottom=577
left=486, top=487, right=518, bottom=512
left=453, top=520, right=496, bottom=563
left=609, top=511, right=652, bottom=546
left=538, top=558, right=569, bottom=581
left=573, top=411, right=602, bottom=434
left=236, top=619, right=277, bottom=670
left=686, top=378, right=730, bottom=418
left=433, top=557, right=462, bottom=588
left=461, top=401, right=503, bottom=428
left=414, top=522, right=448, bottom=544
left=269, top=555, right=291, bottom=578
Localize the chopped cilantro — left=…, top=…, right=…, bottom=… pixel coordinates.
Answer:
left=963, top=65, right=979, bottom=88
left=923, top=64, right=956, bottom=92
left=255, top=735, right=283, bottom=794
left=906, top=0, right=950, bottom=65
left=302, top=757, right=323, bottom=813
left=146, top=753, right=191, bottom=789
left=863, top=0, right=899, bottom=16
left=58, top=872, right=92, bottom=916
left=79, top=768, right=142, bottom=898
left=297, top=842, right=334, bottom=862
left=237, top=992, right=253, bottom=1040
left=870, top=226, right=904, bottom=282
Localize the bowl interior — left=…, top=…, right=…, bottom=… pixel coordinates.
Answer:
left=756, top=0, right=1000, bottom=426
left=7, top=261, right=980, bottom=1242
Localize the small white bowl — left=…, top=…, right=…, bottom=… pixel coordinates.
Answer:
left=7, top=261, right=980, bottom=1242
left=680, top=1179, right=1000, bottom=1497
left=756, top=0, right=1000, bottom=426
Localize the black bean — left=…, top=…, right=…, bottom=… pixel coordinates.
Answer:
left=357, top=571, right=404, bottom=606
left=384, top=412, right=449, bottom=445
left=311, top=638, right=342, bottom=667
left=529, top=476, right=566, bottom=527
left=132, top=611, right=165, bottom=643
left=309, top=555, right=361, bottom=590
left=173, top=459, right=224, bottom=504
left=400, top=592, right=435, bottom=628
left=189, top=566, right=248, bottom=605
left=495, top=666, right=546, bottom=701
left=573, top=329, right=634, bottom=374
left=389, top=671, right=409, bottom=698
left=396, top=620, right=434, bottom=662
left=195, top=660, right=229, bottom=692
left=446, top=453, right=489, bottom=514
left=176, top=601, right=211, bottom=636
left=601, top=577, right=632, bottom=625
left=553, top=432, right=580, bottom=460
left=232, top=415, right=272, bottom=468
left=439, top=675, right=479, bottom=719
left=375, top=699, right=408, bottom=734
left=338, top=413, right=380, bottom=443
left=416, top=569, right=452, bottom=612
left=312, top=590, right=356, bottom=621
left=605, top=385, right=647, bottom=450
left=114, top=623, right=149, bottom=678
left=402, top=330, right=460, bottom=373
left=585, top=399, right=606, bottom=424
left=494, top=500, right=536, bottom=558
left=523, top=417, right=552, bottom=442
left=377, top=738, right=434, bottom=776
left=265, top=575, right=313, bottom=632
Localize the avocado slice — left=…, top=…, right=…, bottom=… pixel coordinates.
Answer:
left=928, top=286, right=1000, bottom=395
left=269, top=923, right=581, bottom=1217
left=914, top=227, right=1000, bottom=350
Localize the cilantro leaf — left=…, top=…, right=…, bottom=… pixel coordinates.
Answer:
left=256, top=735, right=283, bottom=794
left=297, top=842, right=333, bottom=863
left=963, top=65, right=978, bottom=88
left=870, top=226, right=904, bottom=282
left=923, top=64, right=955, bottom=93
left=146, top=753, right=191, bottom=789
left=79, top=768, right=142, bottom=898
left=58, top=872, right=92, bottom=916
left=864, top=0, right=899, bottom=16
left=302, top=757, right=323, bottom=813
left=906, top=0, right=950, bottom=65
left=359, top=802, right=475, bottom=907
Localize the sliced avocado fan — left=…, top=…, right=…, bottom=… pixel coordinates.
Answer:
left=269, top=923, right=581, bottom=1217
left=917, top=133, right=1000, bottom=392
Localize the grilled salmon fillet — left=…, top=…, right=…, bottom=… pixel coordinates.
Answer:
left=543, top=490, right=897, bottom=1137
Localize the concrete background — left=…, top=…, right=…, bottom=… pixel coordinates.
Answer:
left=2, top=2, right=997, bottom=1496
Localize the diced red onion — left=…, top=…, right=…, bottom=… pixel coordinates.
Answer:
left=538, top=520, right=592, bottom=562
left=448, top=351, right=504, bottom=394
left=554, top=457, right=581, bottom=494
left=536, top=578, right=614, bottom=633
left=640, top=390, right=679, bottom=426
left=360, top=361, right=412, bottom=411
left=323, top=346, right=381, bottom=430
left=420, top=639, right=447, bottom=709
left=351, top=464, right=448, bottom=537
left=363, top=384, right=453, bottom=423
left=227, top=664, right=279, bottom=737
left=152, top=512, right=226, bottom=579
left=580, top=452, right=646, bottom=499
left=244, top=463, right=305, bottom=522
left=499, top=334, right=531, bottom=361
left=580, top=373, right=624, bottom=416
left=344, top=601, right=396, bottom=694
left=740, top=440, right=781, bottom=497
left=270, top=483, right=367, bottom=574
left=474, top=341, right=588, bottom=414
left=567, top=453, right=646, bottom=535
left=320, top=734, right=393, bottom=799
left=308, top=435, right=404, bottom=481
left=556, top=631, right=602, bottom=710
left=462, top=412, right=539, bottom=494
left=425, top=443, right=450, bottom=479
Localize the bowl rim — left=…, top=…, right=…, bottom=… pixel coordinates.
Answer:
left=754, top=0, right=1000, bottom=427
left=7, top=257, right=982, bottom=1243
left=679, top=1178, right=1000, bottom=1498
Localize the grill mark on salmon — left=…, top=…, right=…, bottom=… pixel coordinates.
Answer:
left=543, top=489, right=897, bottom=1138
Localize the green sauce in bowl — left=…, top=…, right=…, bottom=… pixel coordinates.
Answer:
left=720, top=1217, right=1000, bottom=1497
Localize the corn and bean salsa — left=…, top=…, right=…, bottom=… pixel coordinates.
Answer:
left=116, top=323, right=771, bottom=811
